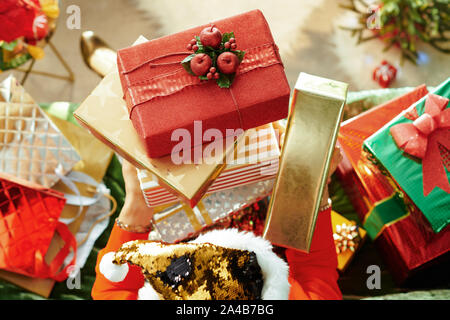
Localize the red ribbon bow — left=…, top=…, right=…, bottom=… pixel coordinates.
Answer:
left=390, top=93, right=450, bottom=196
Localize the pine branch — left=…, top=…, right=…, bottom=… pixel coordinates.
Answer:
left=339, top=0, right=450, bottom=64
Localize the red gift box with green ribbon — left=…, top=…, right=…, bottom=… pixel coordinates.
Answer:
left=338, top=84, right=450, bottom=284
left=116, top=10, right=290, bottom=158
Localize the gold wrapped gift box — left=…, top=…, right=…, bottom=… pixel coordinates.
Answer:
left=264, top=73, right=349, bottom=252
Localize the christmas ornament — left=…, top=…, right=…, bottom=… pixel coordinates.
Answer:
left=372, top=60, right=397, bottom=88
left=182, top=27, right=246, bottom=88
left=333, top=222, right=361, bottom=254
left=0, top=0, right=59, bottom=71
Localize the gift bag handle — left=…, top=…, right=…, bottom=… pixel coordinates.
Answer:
left=47, top=221, right=78, bottom=282
left=40, top=188, right=117, bottom=281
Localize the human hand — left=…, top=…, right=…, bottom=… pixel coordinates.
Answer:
left=320, top=144, right=343, bottom=208
left=327, top=144, right=343, bottom=183
left=117, top=160, right=154, bottom=228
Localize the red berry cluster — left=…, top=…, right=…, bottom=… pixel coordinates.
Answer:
left=186, top=38, right=199, bottom=52
left=206, top=67, right=220, bottom=80
left=224, top=37, right=237, bottom=50
left=182, top=26, right=244, bottom=87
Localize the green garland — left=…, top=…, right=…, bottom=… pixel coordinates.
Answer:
left=340, top=0, right=450, bottom=64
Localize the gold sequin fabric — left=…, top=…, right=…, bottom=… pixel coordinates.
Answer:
left=114, top=240, right=263, bottom=300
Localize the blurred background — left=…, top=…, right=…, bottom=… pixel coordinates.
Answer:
left=2, top=0, right=449, bottom=103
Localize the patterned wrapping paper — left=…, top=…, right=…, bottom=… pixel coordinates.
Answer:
left=151, top=179, right=275, bottom=243
left=0, top=76, right=80, bottom=188
left=139, top=123, right=281, bottom=208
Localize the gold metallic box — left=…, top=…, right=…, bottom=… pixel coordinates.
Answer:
left=263, top=73, right=348, bottom=252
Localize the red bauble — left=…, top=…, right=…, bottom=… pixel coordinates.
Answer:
left=24, top=13, right=49, bottom=44
left=373, top=60, right=397, bottom=88
left=0, top=0, right=43, bottom=43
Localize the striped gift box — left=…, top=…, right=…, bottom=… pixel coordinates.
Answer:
left=138, top=123, right=282, bottom=208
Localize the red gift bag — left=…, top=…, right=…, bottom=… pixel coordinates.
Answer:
left=0, top=172, right=76, bottom=281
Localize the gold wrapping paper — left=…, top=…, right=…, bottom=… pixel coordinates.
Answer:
left=0, top=76, right=80, bottom=188
left=74, top=36, right=240, bottom=208
left=263, top=73, right=348, bottom=252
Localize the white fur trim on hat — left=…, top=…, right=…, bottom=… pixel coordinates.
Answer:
left=99, top=251, right=129, bottom=282
left=138, top=281, right=161, bottom=300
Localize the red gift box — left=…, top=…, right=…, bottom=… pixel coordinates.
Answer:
left=337, top=85, right=450, bottom=283
left=377, top=205, right=450, bottom=284
left=117, top=10, right=290, bottom=158
left=344, top=155, right=450, bottom=284
left=337, top=85, right=429, bottom=216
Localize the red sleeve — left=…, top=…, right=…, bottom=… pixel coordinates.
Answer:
left=286, top=208, right=342, bottom=300
left=91, top=223, right=148, bottom=300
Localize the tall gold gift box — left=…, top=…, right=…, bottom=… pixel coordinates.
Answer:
left=264, top=73, right=348, bottom=252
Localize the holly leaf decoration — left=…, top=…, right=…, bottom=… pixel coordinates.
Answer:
left=194, top=36, right=205, bottom=53
left=209, top=51, right=218, bottom=67
left=181, top=54, right=196, bottom=76
left=232, top=50, right=246, bottom=63
left=221, top=32, right=235, bottom=46
left=0, top=40, right=18, bottom=51
left=0, top=50, right=4, bottom=71
left=216, top=73, right=235, bottom=89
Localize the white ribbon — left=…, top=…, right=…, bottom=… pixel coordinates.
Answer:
left=55, top=165, right=116, bottom=271
left=55, top=164, right=111, bottom=225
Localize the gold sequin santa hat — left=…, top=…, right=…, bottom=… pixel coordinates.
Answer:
left=99, top=228, right=290, bottom=300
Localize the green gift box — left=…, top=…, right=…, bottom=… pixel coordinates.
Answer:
left=364, top=78, right=450, bottom=234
